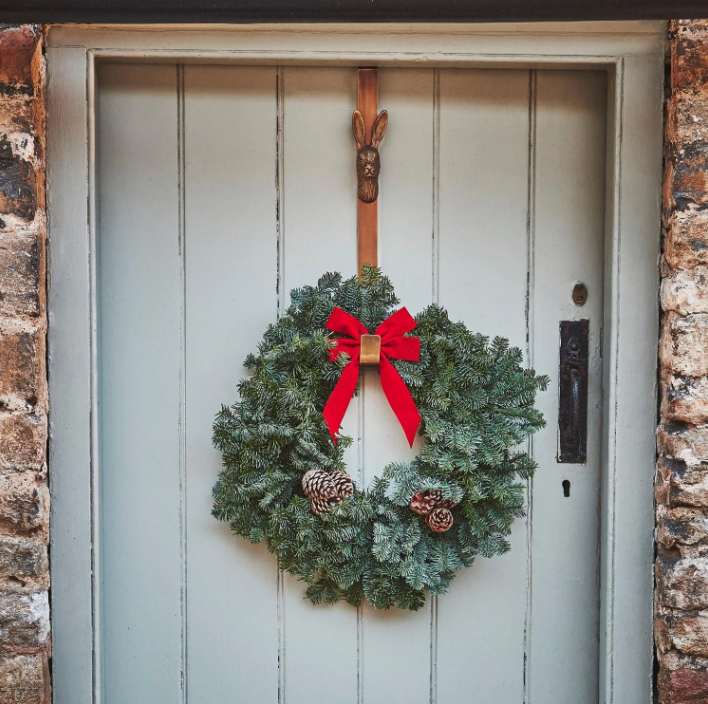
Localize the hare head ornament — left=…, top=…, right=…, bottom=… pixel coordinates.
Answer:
left=352, top=109, right=388, bottom=203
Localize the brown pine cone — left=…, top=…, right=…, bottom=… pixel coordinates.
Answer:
left=302, top=469, right=337, bottom=499
left=410, top=489, right=456, bottom=515
left=410, top=491, right=436, bottom=516
left=426, top=507, right=454, bottom=533
left=426, top=489, right=456, bottom=510
left=331, top=471, right=354, bottom=498
left=311, top=495, right=342, bottom=516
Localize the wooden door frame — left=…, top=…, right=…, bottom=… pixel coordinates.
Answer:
left=46, top=21, right=665, bottom=704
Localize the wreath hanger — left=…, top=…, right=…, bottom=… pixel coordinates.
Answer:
left=354, top=68, right=386, bottom=275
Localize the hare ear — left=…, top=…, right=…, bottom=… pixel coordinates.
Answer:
left=352, top=110, right=366, bottom=149
left=370, top=110, right=388, bottom=148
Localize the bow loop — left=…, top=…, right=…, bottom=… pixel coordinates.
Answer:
left=323, top=306, right=422, bottom=447
left=375, top=306, right=417, bottom=339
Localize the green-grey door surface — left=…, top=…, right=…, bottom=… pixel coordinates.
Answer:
left=96, top=63, right=606, bottom=704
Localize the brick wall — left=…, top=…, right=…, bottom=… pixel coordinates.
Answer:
left=0, top=25, right=50, bottom=704
left=657, top=19, right=708, bottom=704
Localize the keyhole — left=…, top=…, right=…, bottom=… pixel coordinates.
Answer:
left=562, top=480, right=571, bottom=497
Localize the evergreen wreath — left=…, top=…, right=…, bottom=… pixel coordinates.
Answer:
left=212, top=268, right=548, bottom=611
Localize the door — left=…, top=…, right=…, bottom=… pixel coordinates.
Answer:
left=96, top=62, right=606, bottom=704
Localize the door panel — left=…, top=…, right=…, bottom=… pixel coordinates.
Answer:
left=526, top=69, right=606, bottom=703
left=183, top=64, right=280, bottom=703
left=97, top=64, right=183, bottom=704
left=281, top=66, right=361, bottom=704
left=362, top=67, right=434, bottom=704
left=97, top=62, right=606, bottom=704
left=436, top=67, right=532, bottom=704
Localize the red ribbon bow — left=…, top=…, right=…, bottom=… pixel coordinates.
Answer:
left=323, top=306, right=422, bottom=447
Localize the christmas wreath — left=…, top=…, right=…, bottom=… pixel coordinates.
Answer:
left=212, top=268, right=548, bottom=611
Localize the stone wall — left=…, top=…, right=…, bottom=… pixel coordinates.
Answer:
left=657, top=19, right=708, bottom=704
left=0, top=25, right=50, bottom=704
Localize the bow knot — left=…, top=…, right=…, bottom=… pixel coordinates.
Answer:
left=323, top=307, right=422, bottom=447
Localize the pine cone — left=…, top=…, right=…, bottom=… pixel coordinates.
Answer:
left=426, top=507, right=454, bottom=533
left=410, top=491, right=437, bottom=516
left=410, top=489, right=456, bottom=515
left=426, top=489, right=456, bottom=510
left=302, top=469, right=337, bottom=499
left=311, top=495, right=342, bottom=516
left=331, top=471, right=354, bottom=498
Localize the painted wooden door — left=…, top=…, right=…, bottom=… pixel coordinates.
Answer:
left=96, top=63, right=606, bottom=704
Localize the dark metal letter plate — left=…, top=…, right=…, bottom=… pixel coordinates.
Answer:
left=558, top=320, right=589, bottom=464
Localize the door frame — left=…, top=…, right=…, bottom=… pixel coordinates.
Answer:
left=46, top=21, right=665, bottom=704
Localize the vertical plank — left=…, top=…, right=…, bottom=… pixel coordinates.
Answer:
left=527, top=69, right=607, bottom=704
left=46, top=46, right=94, bottom=704
left=436, top=68, right=531, bottom=704
left=361, top=67, right=434, bottom=704
left=282, top=66, right=359, bottom=704
left=96, top=64, right=183, bottom=704
left=183, top=65, right=279, bottom=703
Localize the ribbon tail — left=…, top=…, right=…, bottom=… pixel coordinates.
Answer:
left=379, top=355, right=422, bottom=447
left=323, top=358, right=360, bottom=444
